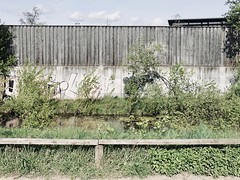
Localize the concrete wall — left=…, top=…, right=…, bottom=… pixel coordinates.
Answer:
left=6, top=66, right=234, bottom=99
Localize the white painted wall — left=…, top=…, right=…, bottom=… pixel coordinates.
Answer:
left=5, top=66, right=234, bottom=99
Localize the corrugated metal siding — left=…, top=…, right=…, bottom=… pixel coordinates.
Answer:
left=9, top=25, right=227, bottom=67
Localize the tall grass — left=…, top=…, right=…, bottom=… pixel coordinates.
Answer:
left=0, top=145, right=96, bottom=179
left=0, top=145, right=150, bottom=179
left=1, top=124, right=240, bottom=139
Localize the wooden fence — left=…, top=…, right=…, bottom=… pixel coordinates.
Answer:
left=1, top=138, right=240, bottom=167
left=9, top=25, right=228, bottom=67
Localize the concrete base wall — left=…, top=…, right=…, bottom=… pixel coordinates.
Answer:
left=6, top=66, right=234, bottom=99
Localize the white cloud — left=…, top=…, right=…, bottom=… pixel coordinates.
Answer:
left=123, top=17, right=165, bottom=26
left=69, top=11, right=84, bottom=22
left=88, top=11, right=121, bottom=21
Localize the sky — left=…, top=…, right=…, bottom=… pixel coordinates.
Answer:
left=0, top=0, right=229, bottom=26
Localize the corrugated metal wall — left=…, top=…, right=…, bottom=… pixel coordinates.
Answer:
left=9, top=25, right=227, bottom=67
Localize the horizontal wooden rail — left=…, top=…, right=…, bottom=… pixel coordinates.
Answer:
left=1, top=138, right=240, bottom=167
left=99, top=139, right=240, bottom=145
left=0, top=138, right=98, bottom=146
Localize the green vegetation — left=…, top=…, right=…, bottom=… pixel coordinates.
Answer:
left=0, top=145, right=152, bottom=179
left=149, top=146, right=240, bottom=177
left=2, top=44, right=240, bottom=131
left=1, top=41, right=240, bottom=178
left=0, top=145, right=96, bottom=179
left=224, top=0, right=240, bottom=58
left=0, top=24, right=16, bottom=100
left=0, top=145, right=240, bottom=178
left=2, top=124, right=240, bottom=139
left=2, top=65, right=57, bottom=128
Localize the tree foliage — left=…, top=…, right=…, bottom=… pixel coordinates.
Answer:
left=123, top=44, right=162, bottom=97
left=224, top=0, right=240, bottom=59
left=0, top=24, right=16, bottom=100
left=0, top=24, right=16, bottom=76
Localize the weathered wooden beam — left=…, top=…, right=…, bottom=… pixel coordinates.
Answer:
left=1, top=138, right=240, bottom=168
left=95, top=145, right=104, bottom=168
left=1, top=138, right=240, bottom=146
left=98, top=139, right=240, bottom=146
left=0, top=138, right=98, bottom=146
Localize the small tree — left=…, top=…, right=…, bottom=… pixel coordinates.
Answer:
left=19, top=7, right=42, bottom=25
left=123, top=44, right=164, bottom=114
left=224, top=0, right=240, bottom=59
left=123, top=44, right=163, bottom=98
left=0, top=24, right=16, bottom=99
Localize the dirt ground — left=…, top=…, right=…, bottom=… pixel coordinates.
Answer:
left=1, top=173, right=240, bottom=180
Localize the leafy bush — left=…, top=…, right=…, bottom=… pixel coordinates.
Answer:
left=123, top=44, right=163, bottom=98
left=3, top=65, right=56, bottom=128
left=77, top=71, right=100, bottom=99
left=149, top=146, right=240, bottom=177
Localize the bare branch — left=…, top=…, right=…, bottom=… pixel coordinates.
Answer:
left=19, top=6, right=42, bottom=25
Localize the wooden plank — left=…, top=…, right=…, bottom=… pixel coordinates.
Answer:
left=162, top=27, right=169, bottom=65
left=221, top=28, right=226, bottom=66
left=30, top=27, right=35, bottom=64
left=11, top=26, right=230, bottom=67
left=45, top=26, right=50, bottom=65
left=82, top=26, right=87, bottom=66
left=89, top=26, right=93, bottom=65
left=37, top=26, right=43, bottom=65
left=68, top=26, right=72, bottom=66
left=21, top=27, right=26, bottom=64
left=123, top=27, right=128, bottom=65
left=95, top=145, right=103, bottom=167
left=99, top=139, right=240, bottom=145
left=49, top=26, right=54, bottom=65
left=0, top=138, right=98, bottom=146
left=76, top=26, right=80, bottom=65
left=109, top=26, right=114, bottom=65
left=95, top=26, right=99, bottom=65
left=53, top=26, right=58, bottom=66
left=59, top=26, right=64, bottom=65
left=98, top=27, right=103, bottom=65
left=1, top=138, right=240, bottom=146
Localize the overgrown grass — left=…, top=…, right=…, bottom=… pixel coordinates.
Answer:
left=0, top=145, right=96, bottom=179
left=1, top=124, right=240, bottom=139
left=0, top=145, right=240, bottom=178
left=0, top=145, right=151, bottom=179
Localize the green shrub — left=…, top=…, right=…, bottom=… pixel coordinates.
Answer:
left=149, top=146, right=240, bottom=177
left=3, top=65, right=56, bottom=128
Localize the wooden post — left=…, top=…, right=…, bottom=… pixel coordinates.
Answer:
left=95, top=145, right=103, bottom=168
